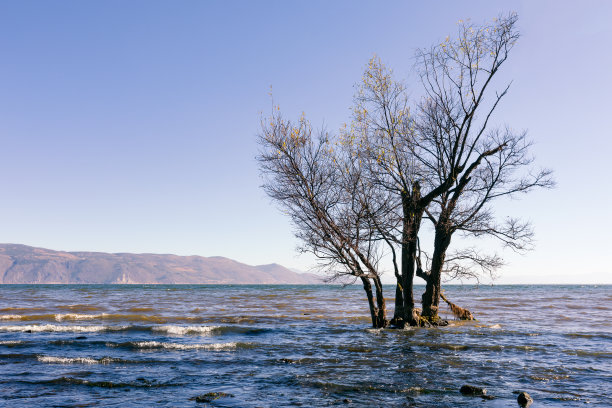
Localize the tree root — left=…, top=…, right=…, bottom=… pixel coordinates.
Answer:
left=390, top=307, right=451, bottom=328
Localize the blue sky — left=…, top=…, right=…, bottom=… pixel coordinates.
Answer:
left=0, top=1, right=610, bottom=283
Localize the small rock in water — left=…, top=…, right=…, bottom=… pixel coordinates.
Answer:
left=460, top=384, right=487, bottom=396
left=76, top=336, right=87, bottom=340
left=194, top=392, right=234, bottom=403
left=517, top=392, right=533, bottom=407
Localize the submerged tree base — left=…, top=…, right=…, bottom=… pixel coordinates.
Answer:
left=390, top=309, right=449, bottom=328
left=419, top=315, right=449, bottom=327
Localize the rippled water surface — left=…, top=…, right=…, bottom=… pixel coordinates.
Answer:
left=0, top=284, right=610, bottom=407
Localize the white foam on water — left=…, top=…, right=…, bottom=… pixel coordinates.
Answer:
left=0, top=340, right=24, bottom=345
left=0, top=315, right=22, bottom=320
left=126, top=341, right=238, bottom=351
left=37, top=355, right=116, bottom=364
left=0, top=324, right=127, bottom=333
left=152, top=325, right=220, bottom=335
left=54, top=314, right=100, bottom=322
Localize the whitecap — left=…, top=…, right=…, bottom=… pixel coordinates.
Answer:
left=152, top=325, right=219, bottom=335
left=37, top=355, right=100, bottom=364
left=0, top=324, right=127, bottom=333
left=0, top=340, right=24, bottom=345
left=37, top=355, right=120, bottom=364
left=0, top=315, right=22, bottom=320
left=126, top=341, right=238, bottom=351
left=54, top=314, right=100, bottom=322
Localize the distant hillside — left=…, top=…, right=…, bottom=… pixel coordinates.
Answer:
left=0, top=244, right=322, bottom=284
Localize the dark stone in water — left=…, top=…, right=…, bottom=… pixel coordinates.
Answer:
left=194, top=392, right=234, bottom=403
left=343, top=398, right=351, bottom=403
left=517, top=392, right=533, bottom=407
left=76, top=336, right=87, bottom=340
left=460, top=385, right=487, bottom=396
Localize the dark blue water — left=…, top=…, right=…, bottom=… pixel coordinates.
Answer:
left=0, top=285, right=610, bottom=407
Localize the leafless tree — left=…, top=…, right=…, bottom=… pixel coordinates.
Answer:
left=257, top=111, right=391, bottom=328
left=257, top=13, right=553, bottom=328
left=411, top=14, right=554, bottom=321
left=348, top=56, right=468, bottom=327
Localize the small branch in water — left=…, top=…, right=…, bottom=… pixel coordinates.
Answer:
left=440, top=292, right=475, bottom=320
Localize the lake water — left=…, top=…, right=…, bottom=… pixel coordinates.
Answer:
left=0, top=284, right=610, bottom=407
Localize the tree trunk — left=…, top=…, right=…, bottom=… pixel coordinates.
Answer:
left=360, top=277, right=381, bottom=328
left=372, top=275, right=388, bottom=328
left=400, top=187, right=423, bottom=326
left=391, top=282, right=403, bottom=324
left=421, top=227, right=452, bottom=322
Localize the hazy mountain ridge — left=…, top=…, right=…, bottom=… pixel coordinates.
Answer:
left=0, top=244, right=321, bottom=284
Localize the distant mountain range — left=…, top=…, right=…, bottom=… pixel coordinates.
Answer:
left=0, top=244, right=322, bottom=284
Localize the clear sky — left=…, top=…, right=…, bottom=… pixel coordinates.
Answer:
left=0, top=1, right=610, bottom=284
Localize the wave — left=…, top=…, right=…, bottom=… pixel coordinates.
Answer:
left=0, top=340, right=24, bottom=345
left=1, top=313, right=100, bottom=322
left=56, top=305, right=104, bottom=312
left=107, top=340, right=247, bottom=351
left=562, top=349, right=612, bottom=358
left=0, top=307, right=45, bottom=313
left=0, top=323, right=225, bottom=335
left=55, top=313, right=100, bottom=321
left=34, top=376, right=178, bottom=388
left=37, top=355, right=114, bottom=364
left=564, top=332, right=612, bottom=340
left=0, top=324, right=128, bottom=333
left=127, top=307, right=156, bottom=312
left=0, top=315, right=22, bottom=320
left=1, top=313, right=169, bottom=323
left=152, top=325, right=220, bottom=335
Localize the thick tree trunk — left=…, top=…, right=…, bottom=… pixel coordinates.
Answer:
left=400, top=234, right=414, bottom=326
left=401, top=227, right=422, bottom=326
left=391, top=282, right=403, bottom=324
left=400, top=187, right=423, bottom=327
left=421, top=227, right=452, bottom=322
left=360, top=277, right=384, bottom=328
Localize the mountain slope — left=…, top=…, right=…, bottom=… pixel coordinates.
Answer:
left=0, top=244, right=321, bottom=284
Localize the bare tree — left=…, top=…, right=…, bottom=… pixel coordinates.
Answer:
left=349, top=57, right=468, bottom=327
left=258, top=111, right=390, bottom=328
left=257, top=13, right=553, bottom=328
left=410, top=14, right=554, bottom=322
left=347, top=57, right=418, bottom=325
